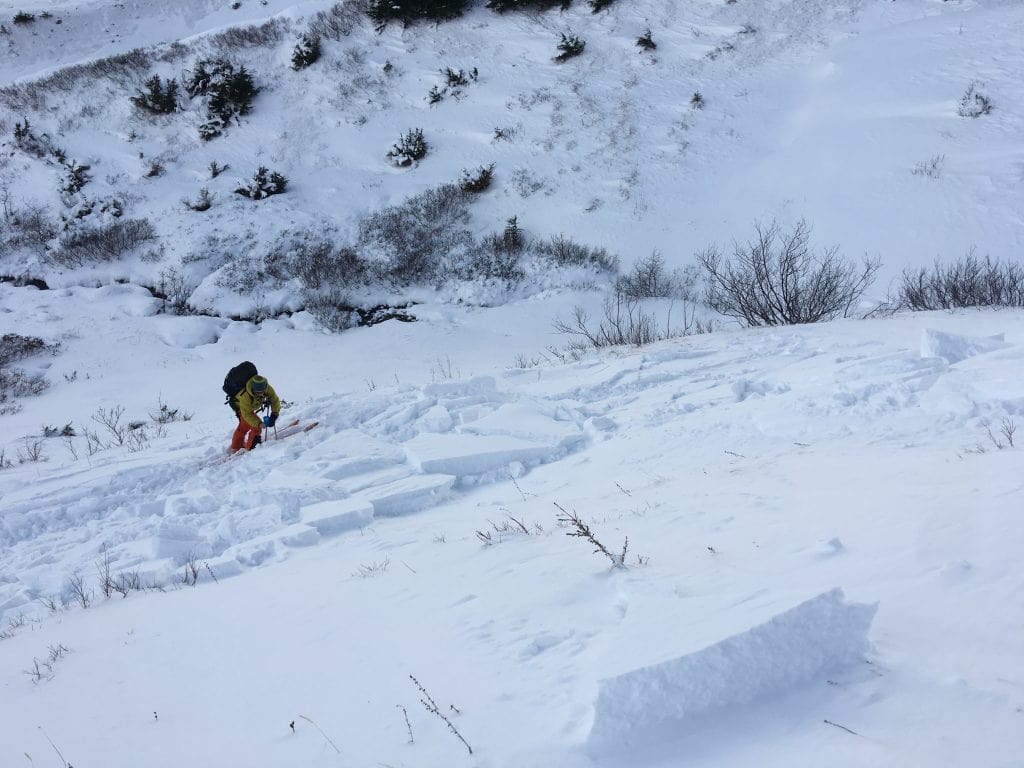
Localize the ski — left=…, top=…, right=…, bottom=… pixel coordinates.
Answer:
left=268, top=418, right=300, bottom=437
left=273, top=420, right=319, bottom=440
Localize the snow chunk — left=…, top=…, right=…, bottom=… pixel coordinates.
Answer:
left=920, top=329, right=1007, bottom=364
left=587, top=588, right=877, bottom=750
left=365, top=474, right=456, bottom=517
left=302, top=499, right=375, bottom=536
left=404, top=433, right=557, bottom=477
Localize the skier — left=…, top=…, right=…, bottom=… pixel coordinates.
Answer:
left=229, top=373, right=280, bottom=451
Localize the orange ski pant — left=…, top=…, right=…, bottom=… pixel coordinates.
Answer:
left=230, top=415, right=262, bottom=451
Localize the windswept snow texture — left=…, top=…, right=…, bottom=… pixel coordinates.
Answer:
left=588, top=589, right=877, bottom=752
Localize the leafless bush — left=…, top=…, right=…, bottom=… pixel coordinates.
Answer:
left=183, top=187, right=213, bottom=211
left=67, top=573, right=92, bottom=608
left=896, top=252, right=1024, bottom=309
left=986, top=417, right=1016, bottom=449
left=1, top=198, right=58, bottom=253
left=409, top=675, right=473, bottom=755
left=535, top=234, right=619, bottom=272
left=51, top=218, right=158, bottom=266
left=307, top=1, right=368, bottom=39
left=698, top=219, right=879, bottom=326
left=357, top=182, right=473, bottom=285
left=475, top=514, right=541, bottom=545
left=353, top=555, right=391, bottom=578
left=210, top=19, right=287, bottom=51
left=288, top=240, right=367, bottom=291
left=92, top=405, right=129, bottom=445
left=0, top=333, right=58, bottom=414
left=96, top=548, right=114, bottom=598
left=615, top=251, right=698, bottom=299
left=181, top=553, right=201, bottom=586
left=111, top=570, right=142, bottom=597
left=0, top=369, right=49, bottom=414
left=912, top=154, right=945, bottom=178
left=554, top=294, right=710, bottom=353
left=555, top=503, right=628, bottom=568
left=152, top=267, right=196, bottom=315
left=304, top=288, right=361, bottom=332
left=0, top=49, right=151, bottom=111
left=18, top=438, right=45, bottom=462
left=0, top=333, right=58, bottom=367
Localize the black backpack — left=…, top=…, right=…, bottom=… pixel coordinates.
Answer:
left=223, top=361, right=258, bottom=412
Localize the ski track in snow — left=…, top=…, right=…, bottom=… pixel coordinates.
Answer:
left=1, top=315, right=1020, bottom=622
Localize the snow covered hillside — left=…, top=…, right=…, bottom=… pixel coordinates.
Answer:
left=1, top=0, right=1022, bottom=766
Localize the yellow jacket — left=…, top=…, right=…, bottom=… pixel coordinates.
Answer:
left=236, top=377, right=281, bottom=429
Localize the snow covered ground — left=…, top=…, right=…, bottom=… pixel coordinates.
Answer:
left=1, top=0, right=1023, bottom=765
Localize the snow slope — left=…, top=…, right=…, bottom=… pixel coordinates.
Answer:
left=1, top=0, right=1023, bottom=766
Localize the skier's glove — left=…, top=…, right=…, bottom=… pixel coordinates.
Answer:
left=269, top=412, right=278, bottom=427
left=263, top=415, right=271, bottom=427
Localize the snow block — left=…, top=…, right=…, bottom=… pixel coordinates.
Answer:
left=302, top=499, right=375, bottom=535
left=404, top=433, right=555, bottom=477
left=920, top=328, right=1006, bottom=364
left=364, top=474, right=455, bottom=517
left=587, top=588, right=877, bottom=750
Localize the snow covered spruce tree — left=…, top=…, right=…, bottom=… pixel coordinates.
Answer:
left=368, top=0, right=470, bottom=29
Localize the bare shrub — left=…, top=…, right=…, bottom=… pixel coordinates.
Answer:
left=912, top=154, right=945, bottom=178
left=462, top=226, right=526, bottom=283
left=555, top=503, right=628, bottom=568
left=308, top=1, right=367, bottom=40
left=51, top=218, right=157, bottom=266
left=356, top=182, right=473, bottom=285
left=554, top=295, right=709, bottom=352
left=535, top=234, right=619, bottom=272
left=288, top=240, right=367, bottom=291
left=184, top=187, right=213, bottom=211
left=67, top=573, right=92, bottom=609
left=616, top=251, right=698, bottom=299
left=209, top=19, right=287, bottom=51
left=698, top=220, right=879, bottom=326
left=0, top=49, right=151, bottom=111
left=304, top=288, right=361, bottom=332
left=896, top=252, right=1024, bottom=310
left=0, top=333, right=58, bottom=414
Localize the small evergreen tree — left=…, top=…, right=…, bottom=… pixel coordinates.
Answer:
left=387, top=128, right=428, bottom=167
left=185, top=59, right=258, bottom=140
left=554, top=33, right=586, bottom=63
left=234, top=166, right=288, bottom=200
left=291, top=33, right=322, bottom=70
left=636, top=29, right=656, bottom=51
left=131, top=75, right=180, bottom=114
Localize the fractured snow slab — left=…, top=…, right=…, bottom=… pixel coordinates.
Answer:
left=920, top=328, right=1007, bottom=364
left=363, top=474, right=455, bottom=517
left=587, top=588, right=877, bottom=750
left=404, top=432, right=559, bottom=478
left=302, top=499, right=375, bottom=536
